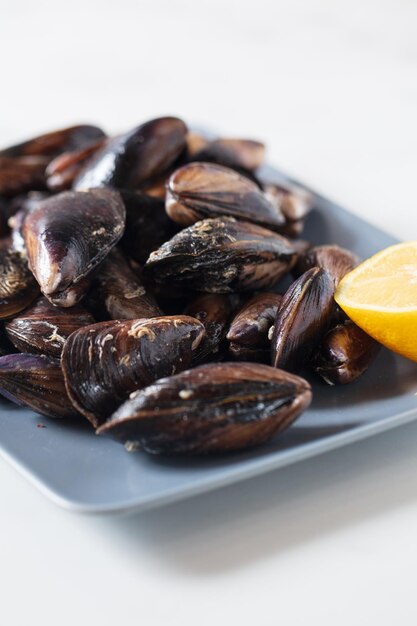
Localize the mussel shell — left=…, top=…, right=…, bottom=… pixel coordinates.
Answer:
left=120, top=190, right=178, bottom=264
left=45, top=139, right=106, bottom=191
left=5, top=296, right=94, bottom=357
left=294, top=244, right=359, bottom=286
left=95, top=249, right=161, bottom=320
left=0, top=244, right=39, bottom=318
left=8, top=192, right=52, bottom=253
left=73, top=117, right=187, bottom=190
left=144, top=217, right=298, bottom=293
left=0, top=353, right=78, bottom=418
left=23, top=189, right=125, bottom=306
left=264, top=183, right=313, bottom=237
left=271, top=267, right=335, bottom=372
left=97, top=362, right=312, bottom=455
left=264, top=182, right=313, bottom=220
left=0, top=156, right=48, bottom=197
left=46, top=276, right=93, bottom=308
left=0, top=125, right=106, bottom=158
left=184, top=293, right=233, bottom=363
left=190, top=138, right=265, bottom=172
left=166, top=162, right=285, bottom=231
left=61, top=316, right=206, bottom=427
left=313, top=320, right=381, bottom=385
left=227, top=292, right=282, bottom=348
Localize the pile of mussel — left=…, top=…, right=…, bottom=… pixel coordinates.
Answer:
left=0, top=117, right=381, bottom=455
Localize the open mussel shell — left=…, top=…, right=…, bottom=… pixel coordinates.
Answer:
left=23, top=189, right=125, bottom=307
left=144, top=217, right=298, bottom=293
left=271, top=267, right=335, bottom=372
left=313, top=320, right=381, bottom=385
left=73, top=117, right=187, bottom=190
left=0, top=244, right=39, bottom=318
left=0, top=124, right=106, bottom=159
left=294, top=244, right=359, bottom=286
left=227, top=292, right=283, bottom=347
left=0, top=353, right=79, bottom=418
left=166, top=162, right=285, bottom=231
left=184, top=293, right=233, bottom=363
left=97, top=362, right=312, bottom=455
left=61, top=316, right=205, bottom=427
left=190, top=138, right=265, bottom=172
left=45, top=139, right=106, bottom=192
left=94, top=249, right=161, bottom=320
left=120, top=190, right=178, bottom=264
left=0, top=156, right=48, bottom=197
left=5, top=296, right=94, bottom=357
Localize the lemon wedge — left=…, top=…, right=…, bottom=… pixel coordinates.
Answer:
left=335, top=241, right=417, bottom=362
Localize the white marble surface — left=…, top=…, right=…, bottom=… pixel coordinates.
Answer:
left=1, top=0, right=417, bottom=624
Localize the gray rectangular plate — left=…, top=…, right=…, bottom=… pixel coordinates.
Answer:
left=1, top=165, right=417, bottom=514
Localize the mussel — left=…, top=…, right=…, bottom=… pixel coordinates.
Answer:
left=61, top=316, right=205, bottom=427
left=184, top=293, right=233, bottom=363
left=166, top=162, right=285, bottom=231
left=94, top=249, right=161, bottom=320
left=5, top=296, right=94, bottom=357
left=23, top=189, right=125, bottom=306
left=144, top=217, right=298, bottom=293
left=271, top=267, right=335, bottom=372
left=227, top=292, right=282, bottom=362
left=73, top=117, right=187, bottom=190
left=264, top=182, right=313, bottom=237
left=313, top=320, right=381, bottom=385
left=0, top=124, right=106, bottom=158
left=0, top=243, right=39, bottom=318
left=0, top=156, right=48, bottom=197
left=97, top=362, right=312, bottom=455
left=0, top=353, right=78, bottom=418
left=45, top=139, right=106, bottom=191
left=294, top=244, right=359, bottom=285
left=190, top=138, right=265, bottom=172
left=8, top=192, right=52, bottom=253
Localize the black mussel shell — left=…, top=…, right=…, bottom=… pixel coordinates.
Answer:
left=0, top=353, right=79, bottom=418
left=294, top=244, right=359, bottom=286
left=184, top=293, right=233, bottom=363
left=73, top=117, right=187, bottom=190
left=0, top=244, right=39, bottom=318
left=0, top=156, right=48, bottom=197
left=144, top=217, right=298, bottom=293
left=97, top=362, right=312, bottom=455
left=189, top=138, right=265, bottom=172
left=166, top=162, right=284, bottom=231
left=0, top=125, right=105, bottom=158
left=94, top=249, right=161, bottom=320
left=5, top=296, right=94, bottom=357
left=23, top=189, right=125, bottom=306
left=227, top=292, right=282, bottom=348
left=271, top=267, right=335, bottom=372
left=45, top=139, right=106, bottom=191
left=313, top=320, right=381, bottom=385
left=61, top=316, right=205, bottom=427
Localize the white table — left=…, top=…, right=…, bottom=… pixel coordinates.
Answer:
left=1, top=1, right=417, bottom=624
